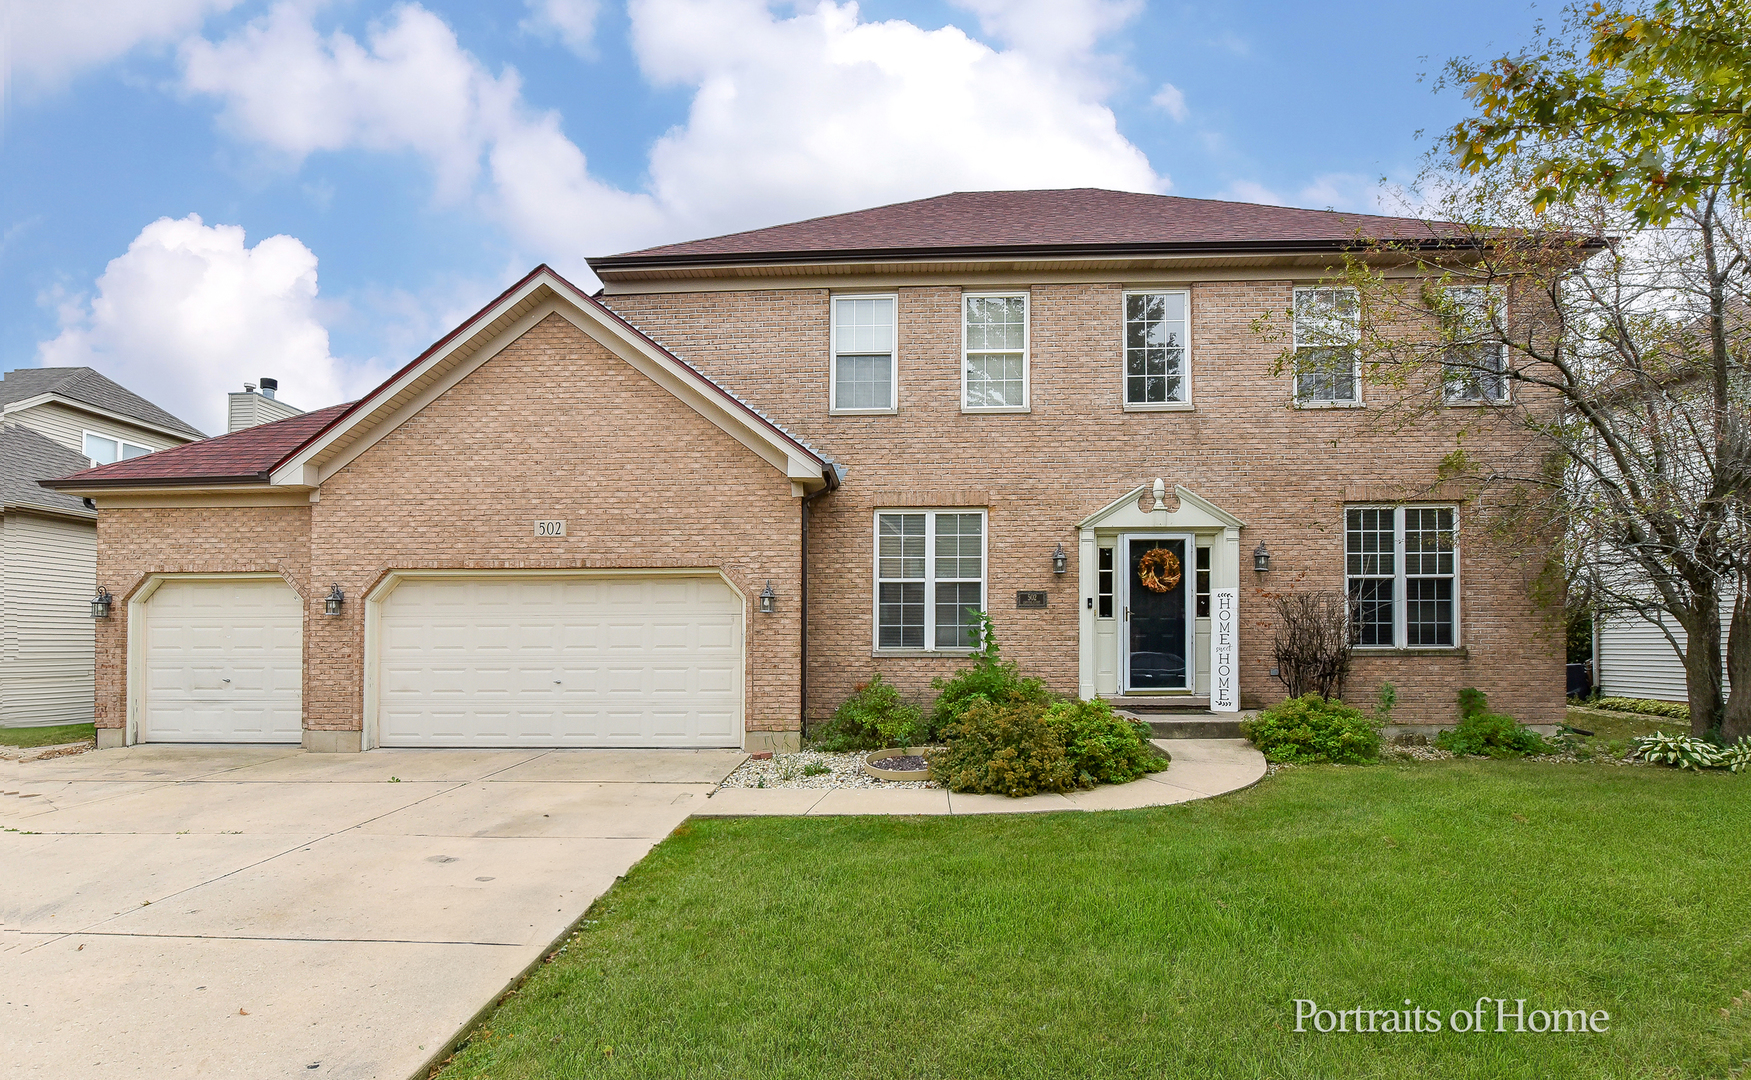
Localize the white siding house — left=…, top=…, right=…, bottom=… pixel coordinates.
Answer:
left=1596, top=595, right=1736, bottom=702
left=0, top=368, right=204, bottom=727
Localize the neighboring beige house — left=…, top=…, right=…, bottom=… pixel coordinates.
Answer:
left=0, top=367, right=204, bottom=727
left=50, top=191, right=1566, bottom=752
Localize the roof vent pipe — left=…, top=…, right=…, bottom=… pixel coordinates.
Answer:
left=244, top=383, right=256, bottom=394
left=259, top=377, right=278, bottom=400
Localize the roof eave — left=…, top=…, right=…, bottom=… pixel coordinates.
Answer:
left=43, top=471, right=273, bottom=492
left=589, top=237, right=1489, bottom=276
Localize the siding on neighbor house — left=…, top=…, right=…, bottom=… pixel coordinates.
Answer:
left=1597, top=595, right=1736, bottom=702
left=1, top=511, right=97, bottom=726
left=7, top=400, right=186, bottom=459
left=604, top=281, right=1568, bottom=729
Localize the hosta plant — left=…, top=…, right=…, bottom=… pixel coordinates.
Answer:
left=1632, top=732, right=1723, bottom=771
left=1722, top=737, right=1751, bottom=774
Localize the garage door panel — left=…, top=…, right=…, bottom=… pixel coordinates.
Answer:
left=143, top=578, right=303, bottom=744
left=377, top=575, right=744, bottom=747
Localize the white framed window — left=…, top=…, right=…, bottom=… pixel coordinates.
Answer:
left=1293, top=287, right=1361, bottom=405
left=1124, top=290, right=1190, bottom=407
left=874, top=510, right=986, bottom=651
left=1442, top=287, right=1510, bottom=404
left=1345, top=505, right=1459, bottom=648
left=962, top=293, right=1029, bottom=411
left=830, top=294, right=898, bottom=413
left=83, top=432, right=153, bottom=466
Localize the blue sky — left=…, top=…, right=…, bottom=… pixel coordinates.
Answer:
left=0, top=0, right=1549, bottom=435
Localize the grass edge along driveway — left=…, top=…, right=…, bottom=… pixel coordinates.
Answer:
left=436, top=760, right=1751, bottom=1080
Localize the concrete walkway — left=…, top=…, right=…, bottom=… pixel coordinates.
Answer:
left=0, top=738, right=1263, bottom=1079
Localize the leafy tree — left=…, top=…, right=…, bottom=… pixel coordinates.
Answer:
left=1446, top=0, right=1751, bottom=226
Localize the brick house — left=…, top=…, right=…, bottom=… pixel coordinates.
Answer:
left=48, top=190, right=1563, bottom=752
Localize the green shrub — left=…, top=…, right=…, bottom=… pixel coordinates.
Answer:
left=1593, top=696, right=1690, bottom=721
left=1045, top=698, right=1168, bottom=787
left=929, top=697, right=1074, bottom=796
left=1631, top=731, right=1739, bottom=771
left=927, top=612, right=1052, bottom=737
left=1240, top=695, right=1382, bottom=764
left=1436, top=688, right=1550, bottom=758
left=811, top=674, right=926, bottom=752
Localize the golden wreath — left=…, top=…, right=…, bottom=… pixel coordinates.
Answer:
left=1137, top=547, right=1182, bottom=593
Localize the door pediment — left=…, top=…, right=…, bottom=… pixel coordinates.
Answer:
left=1077, top=483, right=1246, bottom=532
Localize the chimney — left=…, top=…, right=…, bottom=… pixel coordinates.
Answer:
left=227, top=376, right=305, bottom=432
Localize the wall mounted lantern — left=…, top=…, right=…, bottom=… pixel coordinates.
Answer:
left=759, top=581, right=776, bottom=614
left=91, top=587, right=114, bottom=619
left=1253, top=541, right=1272, bottom=573
left=324, top=583, right=346, bottom=617
left=1052, top=543, right=1068, bottom=575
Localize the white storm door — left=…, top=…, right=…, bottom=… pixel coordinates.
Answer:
left=142, top=578, right=304, bottom=743
left=376, top=575, right=744, bottom=747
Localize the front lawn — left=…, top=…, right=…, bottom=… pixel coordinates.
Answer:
left=0, top=723, right=95, bottom=748
left=437, top=761, right=1751, bottom=1079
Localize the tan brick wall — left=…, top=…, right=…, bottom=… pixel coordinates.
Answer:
left=92, top=313, right=804, bottom=737
left=606, top=280, right=1566, bottom=728
left=93, top=505, right=312, bottom=731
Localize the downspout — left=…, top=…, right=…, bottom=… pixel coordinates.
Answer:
left=799, top=464, right=841, bottom=743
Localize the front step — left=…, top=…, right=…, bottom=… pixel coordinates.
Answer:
left=1109, top=706, right=1249, bottom=739
left=1104, top=696, right=1211, bottom=714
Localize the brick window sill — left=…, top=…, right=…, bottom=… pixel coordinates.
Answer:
left=1353, top=647, right=1470, bottom=659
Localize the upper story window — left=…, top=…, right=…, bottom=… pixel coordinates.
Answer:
left=875, top=510, right=986, bottom=651
left=831, top=294, right=897, bottom=413
left=1293, top=287, right=1360, bottom=405
left=962, top=293, right=1029, bottom=412
left=1442, top=287, right=1509, bottom=404
left=83, top=432, right=152, bottom=466
left=1124, top=291, right=1189, bottom=407
left=1345, top=505, right=1459, bottom=648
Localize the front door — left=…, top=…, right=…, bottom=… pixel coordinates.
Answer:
left=1122, top=534, right=1193, bottom=691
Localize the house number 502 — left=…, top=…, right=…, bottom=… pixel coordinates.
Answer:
left=534, top=520, right=566, bottom=537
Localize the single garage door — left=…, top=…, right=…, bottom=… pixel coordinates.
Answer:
left=142, top=577, right=304, bottom=743
left=376, top=575, right=743, bottom=747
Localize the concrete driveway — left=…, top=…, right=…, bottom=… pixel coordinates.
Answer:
left=0, top=745, right=745, bottom=1079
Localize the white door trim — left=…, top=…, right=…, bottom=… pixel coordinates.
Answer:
left=361, top=567, right=748, bottom=750
left=126, top=572, right=304, bottom=746
left=1117, top=532, right=1197, bottom=694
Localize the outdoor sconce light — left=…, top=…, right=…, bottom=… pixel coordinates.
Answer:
left=759, top=581, right=776, bottom=614
left=324, top=583, right=346, bottom=617
left=1253, top=541, right=1272, bottom=573
left=1052, top=543, right=1068, bottom=575
left=91, top=587, right=113, bottom=619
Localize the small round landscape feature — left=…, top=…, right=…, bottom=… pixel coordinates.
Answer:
left=863, top=747, right=934, bottom=781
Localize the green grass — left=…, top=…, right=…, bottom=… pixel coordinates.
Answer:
left=1563, top=707, right=1685, bottom=760
left=438, top=761, right=1751, bottom=1080
left=0, top=723, right=95, bottom=748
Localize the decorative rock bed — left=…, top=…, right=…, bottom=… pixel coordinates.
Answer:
left=719, top=749, right=937, bottom=790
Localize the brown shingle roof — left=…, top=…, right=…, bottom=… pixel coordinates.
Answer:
left=47, top=404, right=351, bottom=488
left=590, top=188, right=1467, bottom=271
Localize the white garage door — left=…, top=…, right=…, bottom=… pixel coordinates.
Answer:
left=376, top=575, right=744, bottom=748
left=142, top=577, right=304, bottom=743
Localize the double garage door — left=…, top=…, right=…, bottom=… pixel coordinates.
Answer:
left=140, top=574, right=744, bottom=747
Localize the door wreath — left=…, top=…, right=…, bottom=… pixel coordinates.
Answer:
left=1137, top=547, right=1182, bottom=593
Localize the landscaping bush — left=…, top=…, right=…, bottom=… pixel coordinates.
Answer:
left=929, top=697, right=1074, bottom=796
left=1047, top=698, right=1168, bottom=787
left=927, top=695, right=1166, bottom=797
left=1592, top=696, right=1691, bottom=722
left=1436, top=688, right=1550, bottom=758
left=927, top=612, right=1052, bottom=737
left=1240, top=694, right=1381, bottom=764
left=811, top=674, right=926, bottom=752
left=1631, top=731, right=1751, bottom=772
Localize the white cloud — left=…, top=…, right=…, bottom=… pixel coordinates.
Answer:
left=37, top=215, right=373, bottom=435
left=1, top=0, right=243, bottom=103
left=522, top=0, right=603, bottom=56
left=178, top=0, right=1163, bottom=275
left=1220, top=173, right=1400, bottom=215
left=1150, top=82, right=1187, bottom=122
left=948, top=0, right=1139, bottom=70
